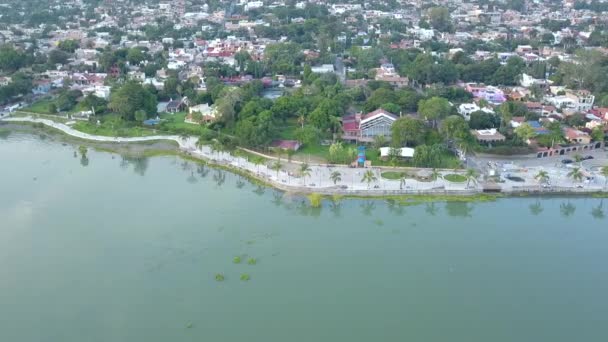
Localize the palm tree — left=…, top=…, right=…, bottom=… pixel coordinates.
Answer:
left=431, top=168, right=442, bottom=186
left=252, top=156, right=265, bottom=173
left=465, top=168, right=478, bottom=188
left=297, top=113, right=306, bottom=129
left=399, top=174, right=407, bottom=190
left=271, top=159, right=283, bottom=178
left=567, top=167, right=584, bottom=183
left=601, top=166, right=608, bottom=189
left=534, top=170, right=549, bottom=185
left=300, top=162, right=312, bottom=185
left=211, top=140, right=224, bottom=158
left=361, top=170, right=377, bottom=189
left=195, top=137, right=205, bottom=151
left=330, top=170, right=342, bottom=185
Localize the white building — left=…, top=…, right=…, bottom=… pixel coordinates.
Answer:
left=244, top=1, right=263, bottom=11
left=310, top=64, right=335, bottom=74
left=458, top=103, right=494, bottom=120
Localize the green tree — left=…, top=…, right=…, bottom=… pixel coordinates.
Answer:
left=568, top=167, right=584, bottom=183
left=330, top=170, right=342, bottom=185
left=300, top=163, right=312, bottom=184
left=535, top=170, right=549, bottom=185
left=591, top=127, right=605, bottom=142
left=57, top=39, right=79, bottom=53
left=601, top=166, right=608, bottom=189
left=465, top=168, right=478, bottom=188
left=391, top=117, right=426, bottom=147
left=134, top=109, right=147, bottom=123
left=108, top=81, right=157, bottom=121
left=427, top=7, right=452, bottom=32
left=271, top=159, right=283, bottom=178
left=0, top=44, right=25, bottom=72
left=441, top=115, right=469, bottom=141
left=418, top=97, right=451, bottom=128
left=514, top=123, right=536, bottom=141
left=361, top=170, right=377, bottom=189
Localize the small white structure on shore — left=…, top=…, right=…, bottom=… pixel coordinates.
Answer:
left=379, top=147, right=415, bottom=159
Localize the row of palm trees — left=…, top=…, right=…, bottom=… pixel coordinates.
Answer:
left=535, top=165, right=608, bottom=188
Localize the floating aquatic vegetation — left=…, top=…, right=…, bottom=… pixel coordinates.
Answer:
left=240, top=273, right=250, bottom=281
left=215, top=273, right=225, bottom=281
left=247, top=258, right=257, bottom=265
left=233, top=256, right=242, bottom=264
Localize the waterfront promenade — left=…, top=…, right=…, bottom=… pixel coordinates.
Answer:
left=3, top=116, right=607, bottom=195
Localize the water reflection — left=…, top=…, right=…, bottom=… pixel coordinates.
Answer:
left=271, top=191, right=284, bottom=207
left=121, top=156, right=149, bottom=176
left=591, top=200, right=605, bottom=219
left=529, top=200, right=543, bottom=215
left=213, top=170, right=226, bottom=187
left=384, top=199, right=405, bottom=216
left=253, top=185, right=265, bottom=196
left=0, top=128, right=11, bottom=139
left=445, top=202, right=473, bottom=218
left=360, top=200, right=376, bottom=216
left=186, top=171, right=198, bottom=184
left=236, top=177, right=245, bottom=189
left=196, top=165, right=209, bottom=178
left=80, top=155, right=89, bottom=167
left=425, top=202, right=438, bottom=216
left=559, top=201, right=576, bottom=217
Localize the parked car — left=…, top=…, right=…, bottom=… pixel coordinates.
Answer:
left=561, top=159, right=573, bottom=164
left=582, top=155, right=594, bottom=160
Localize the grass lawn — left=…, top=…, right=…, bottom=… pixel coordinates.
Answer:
left=444, top=174, right=467, bottom=182
left=295, top=143, right=331, bottom=161
left=24, top=99, right=55, bottom=114
left=159, top=112, right=209, bottom=136
left=381, top=171, right=405, bottom=180
left=72, top=114, right=161, bottom=137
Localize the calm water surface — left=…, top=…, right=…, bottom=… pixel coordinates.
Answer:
left=1, top=132, right=607, bottom=342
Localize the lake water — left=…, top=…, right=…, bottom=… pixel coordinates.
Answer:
left=1, top=131, right=608, bottom=342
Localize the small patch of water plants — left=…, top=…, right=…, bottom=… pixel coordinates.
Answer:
left=240, top=273, right=250, bottom=281
left=215, top=273, right=225, bottom=281
left=233, top=256, right=242, bottom=264
left=247, top=257, right=257, bottom=265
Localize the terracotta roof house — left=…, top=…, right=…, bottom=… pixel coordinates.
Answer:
left=564, top=128, right=591, bottom=144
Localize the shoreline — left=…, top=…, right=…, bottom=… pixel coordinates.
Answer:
left=2, top=116, right=607, bottom=199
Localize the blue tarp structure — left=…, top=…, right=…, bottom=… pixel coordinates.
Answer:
left=143, top=119, right=160, bottom=126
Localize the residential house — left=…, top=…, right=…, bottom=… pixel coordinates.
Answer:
left=32, top=79, right=52, bottom=95
left=185, top=103, right=217, bottom=124
left=564, top=127, right=591, bottom=144
left=0, top=76, right=11, bottom=87
left=374, top=63, right=409, bottom=88
left=471, top=128, right=506, bottom=143
left=165, top=97, right=188, bottom=113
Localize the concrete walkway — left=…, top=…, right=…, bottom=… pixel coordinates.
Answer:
left=6, top=115, right=604, bottom=195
